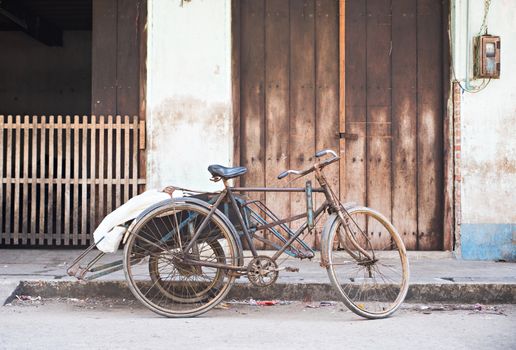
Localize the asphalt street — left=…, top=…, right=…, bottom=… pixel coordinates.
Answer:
left=0, top=299, right=514, bottom=350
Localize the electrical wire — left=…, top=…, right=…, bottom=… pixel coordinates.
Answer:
left=477, top=0, right=491, bottom=36
left=450, top=0, right=492, bottom=93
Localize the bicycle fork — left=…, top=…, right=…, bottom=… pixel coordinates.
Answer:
left=315, top=167, right=375, bottom=264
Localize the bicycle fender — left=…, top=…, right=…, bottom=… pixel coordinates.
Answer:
left=123, top=197, right=245, bottom=267
left=123, top=198, right=177, bottom=245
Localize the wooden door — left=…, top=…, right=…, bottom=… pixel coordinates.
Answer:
left=92, top=0, right=146, bottom=117
left=235, top=0, right=340, bottom=249
left=344, top=0, right=445, bottom=250
left=234, top=0, right=446, bottom=250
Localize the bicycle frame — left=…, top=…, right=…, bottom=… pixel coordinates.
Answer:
left=182, top=185, right=325, bottom=265
left=227, top=186, right=326, bottom=260
left=118, top=150, right=409, bottom=319
left=68, top=149, right=374, bottom=281
left=182, top=162, right=374, bottom=271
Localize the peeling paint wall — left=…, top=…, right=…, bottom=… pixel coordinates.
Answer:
left=452, top=0, right=516, bottom=260
left=146, top=0, right=232, bottom=190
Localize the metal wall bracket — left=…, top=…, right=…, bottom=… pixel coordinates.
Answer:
left=338, top=132, right=359, bottom=140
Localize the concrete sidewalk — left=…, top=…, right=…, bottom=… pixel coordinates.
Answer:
left=1, top=249, right=514, bottom=305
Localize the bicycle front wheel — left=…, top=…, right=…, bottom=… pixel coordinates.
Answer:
left=325, top=206, right=409, bottom=319
left=123, top=200, right=239, bottom=318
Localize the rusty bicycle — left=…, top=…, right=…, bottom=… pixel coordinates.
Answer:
left=119, top=149, right=409, bottom=319
left=68, top=149, right=409, bottom=319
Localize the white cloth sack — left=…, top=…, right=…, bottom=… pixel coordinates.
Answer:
left=93, top=189, right=183, bottom=253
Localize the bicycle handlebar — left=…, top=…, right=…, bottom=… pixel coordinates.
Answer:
left=315, top=149, right=338, bottom=158
left=277, top=169, right=307, bottom=180
left=277, top=149, right=340, bottom=180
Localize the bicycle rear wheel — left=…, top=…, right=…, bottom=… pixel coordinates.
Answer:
left=123, top=199, right=239, bottom=317
left=325, top=206, right=409, bottom=319
left=148, top=238, right=225, bottom=303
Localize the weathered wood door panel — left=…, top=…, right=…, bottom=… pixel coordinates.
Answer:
left=237, top=0, right=339, bottom=249
left=391, top=0, right=418, bottom=251
left=416, top=0, right=445, bottom=250
left=344, top=0, right=445, bottom=250
left=235, top=0, right=445, bottom=250
left=92, top=0, right=146, bottom=117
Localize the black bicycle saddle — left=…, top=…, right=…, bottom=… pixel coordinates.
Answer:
left=208, top=164, right=247, bottom=179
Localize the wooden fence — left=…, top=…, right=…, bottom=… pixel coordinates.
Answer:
left=0, top=115, right=146, bottom=246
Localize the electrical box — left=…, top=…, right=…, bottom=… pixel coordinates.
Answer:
left=473, top=35, right=501, bottom=79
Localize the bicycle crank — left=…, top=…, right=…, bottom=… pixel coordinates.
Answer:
left=247, top=256, right=279, bottom=287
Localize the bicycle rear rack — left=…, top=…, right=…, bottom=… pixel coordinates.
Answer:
left=67, top=237, right=125, bottom=281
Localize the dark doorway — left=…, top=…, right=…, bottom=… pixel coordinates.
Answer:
left=0, top=0, right=147, bottom=247
left=0, top=0, right=92, bottom=115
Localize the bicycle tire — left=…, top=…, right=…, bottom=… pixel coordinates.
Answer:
left=325, top=206, right=409, bottom=319
left=123, top=199, right=239, bottom=318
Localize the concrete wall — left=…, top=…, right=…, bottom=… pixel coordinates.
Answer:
left=146, top=0, right=233, bottom=191
left=0, top=31, right=92, bottom=115
left=452, top=0, right=516, bottom=260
